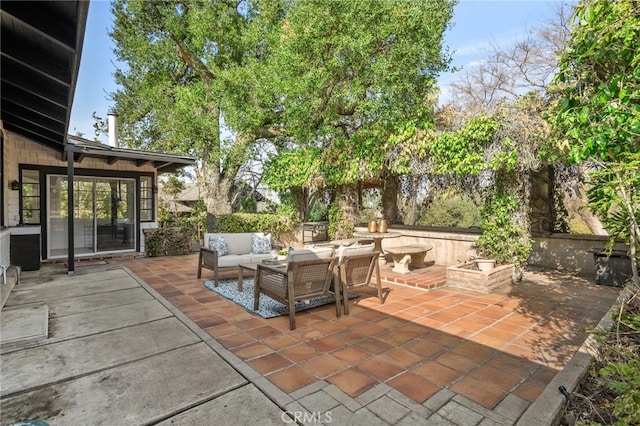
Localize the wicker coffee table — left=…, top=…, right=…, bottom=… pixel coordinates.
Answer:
left=238, top=260, right=286, bottom=291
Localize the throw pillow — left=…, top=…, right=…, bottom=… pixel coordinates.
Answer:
left=251, top=233, right=272, bottom=254
left=208, top=235, right=229, bottom=256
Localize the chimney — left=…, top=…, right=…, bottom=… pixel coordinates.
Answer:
left=107, top=110, right=119, bottom=148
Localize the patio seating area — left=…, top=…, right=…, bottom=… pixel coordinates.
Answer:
left=120, top=252, right=620, bottom=421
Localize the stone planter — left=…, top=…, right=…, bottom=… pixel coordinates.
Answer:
left=446, top=260, right=515, bottom=293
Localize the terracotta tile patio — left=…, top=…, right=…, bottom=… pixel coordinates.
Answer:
left=119, top=253, right=620, bottom=410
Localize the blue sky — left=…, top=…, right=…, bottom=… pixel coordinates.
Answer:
left=69, top=0, right=567, bottom=142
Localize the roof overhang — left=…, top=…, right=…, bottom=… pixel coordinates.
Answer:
left=67, top=137, right=196, bottom=174
left=1, top=0, right=89, bottom=151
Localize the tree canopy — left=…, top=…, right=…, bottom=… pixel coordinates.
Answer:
left=260, top=0, right=456, bottom=188
left=110, top=0, right=457, bottom=222
left=110, top=0, right=264, bottom=215
left=551, top=0, right=640, bottom=163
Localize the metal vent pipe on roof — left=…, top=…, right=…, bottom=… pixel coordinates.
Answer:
left=107, top=110, right=119, bottom=148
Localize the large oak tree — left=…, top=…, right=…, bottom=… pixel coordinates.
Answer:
left=110, top=0, right=455, bottom=232
left=110, top=0, right=285, bottom=217
left=261, top=0, right=456, bottom=230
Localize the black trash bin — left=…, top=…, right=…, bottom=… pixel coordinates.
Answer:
left=592, top=249, right=632, bottom=287
left=10, top=232, right=41, bottom=271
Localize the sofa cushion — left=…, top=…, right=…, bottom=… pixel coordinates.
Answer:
left=217, top=254, right=253, bottom=268
left=203, top=232, right=271, bottom=256
left=251, top=233, right=272, bottom=254
left=223, top=233, right=254, bottom=255
left=215, top=253, right=272, bottom=268
left=338, top=244, right=375, bottom=263
left=208, top=235, right=229, bottom=256
left=288, top=247, right=334, bottom=262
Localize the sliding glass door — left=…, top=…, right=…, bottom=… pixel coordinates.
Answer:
left=95, top=178, right=135, bottom=252
left=47, top=176, right=135, bottom=258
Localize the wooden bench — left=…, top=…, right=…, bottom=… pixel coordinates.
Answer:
left=384, top=244, right=433, bottom=274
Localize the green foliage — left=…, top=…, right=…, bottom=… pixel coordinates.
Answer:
left=263, top=148, right=323, bottom=191
left=358, top=208, right=379, bottom=224
left=544, top=8, right=640, bottom=419
left=595, top=292, right=640, bottom=425
left=476, top=193, right=532, bottom=270
left=110, top=0, right=286, bottom=214
left=144, top=227, right=192, bottom=257
left=161, top=175, right=185, bottom=197
left=308, top=201, right=328, bottom=222
left=417, top=194, right=482, bottom=228
left=417, top=105, right=545, bottom=270
left=213, top=213, right=293, bottom=242
left=548, top=0, right=640, bottom=285
left=158, top=199, right=206, bottom=242
left=328, top=203, right=354, bottom=240
left=273, top=197, right=299, bottom=222
left=427, top=116, right=500, bottom=176
left=550, top=0, right=640, bottom=164
left=586, top=155, right=640, bottom=254
left=240, top=197, right=258, bottom=213
left=260, top=0, right=456, bottom=189
left=111, top=0, right=457, bottom=225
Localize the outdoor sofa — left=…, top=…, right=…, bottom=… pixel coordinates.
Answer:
left=197, top=232, right=276, bottom=286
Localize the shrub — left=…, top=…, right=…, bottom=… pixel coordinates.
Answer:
left=212, top=212, right=293, bottom=242
left=476, top=192, right=531, bottom=270
left=417, top=194, right=482, bottom=228
left=240, top=196, right=258, bottom=213
left=158, top=200, right=206, bottom=242
left=144, top=227, right=192, bottom=257
left=308, top=202, right=328, bottom=222
left=565, top=285, right=640, bottom=425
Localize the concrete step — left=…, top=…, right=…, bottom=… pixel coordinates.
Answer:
left=0, top=304, right=49, bottom=347
left=1, top=266, right=21, bottom=310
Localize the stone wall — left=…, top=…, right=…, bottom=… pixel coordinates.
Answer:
left=529, top=233, right=629, bottom=273
left=371, top=225, right=628, bottom=276
left=363, top=225, right=479, bottom=266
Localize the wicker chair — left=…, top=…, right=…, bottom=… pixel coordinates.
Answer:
left=254, top=256, right=340, bottom=330
left=338, top=249, right=383, bottom=315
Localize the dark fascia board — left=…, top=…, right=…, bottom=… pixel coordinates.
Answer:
left=62, top=1, right=89, bottom=148
left=66, top=137, right=196, bottom=174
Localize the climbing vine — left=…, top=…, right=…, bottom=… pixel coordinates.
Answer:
left=414, top=97, right=551, bottom=271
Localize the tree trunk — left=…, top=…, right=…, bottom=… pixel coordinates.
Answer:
left=196, top=159, right=233, bottom=232
left=405, top=176, right=420, bottom=226
left=381, top=173, right=399, bottom=224
left=290, top=186, right=308, bottom=222
left=334, top=184, right=358, bottom=239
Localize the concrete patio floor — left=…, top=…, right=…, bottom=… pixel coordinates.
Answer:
left=1, top=253, right=621, bottom=425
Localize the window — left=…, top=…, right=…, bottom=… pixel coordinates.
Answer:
left=21, top=169, right=40, bottom=224
left=140, top=176, right=153, bottom=222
